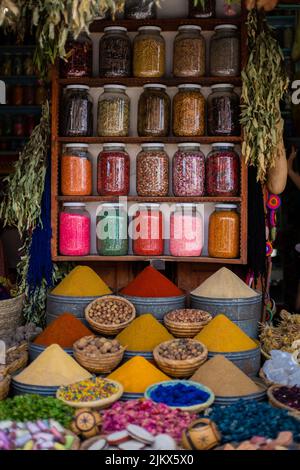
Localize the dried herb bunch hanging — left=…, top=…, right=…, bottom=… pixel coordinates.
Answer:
left=241, top=10, right=289, bottom=182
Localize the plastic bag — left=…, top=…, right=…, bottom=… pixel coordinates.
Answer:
left=263, top=350, right=300, bottom=386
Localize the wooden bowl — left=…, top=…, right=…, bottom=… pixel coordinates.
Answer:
left=73, top=336, right=126, bottom=374
left=153, top=339, right=208, bottom=379
left=164, top=310, right=212, bottom=338
left=56, top=378, right=123, bottom=409
left=267, top=384, right=300, bottom=415
left=85, top=295, right=136, bottom=336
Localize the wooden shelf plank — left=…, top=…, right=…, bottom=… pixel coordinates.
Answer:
left=57, top=136, right=243, bottom=144
left=54, top=255, right=244, bottom=264
left=89, top=17, right=242, bottom=33
left=57, top=195, right=242, bottom=203
left=59, top=77, right=242, bottom=87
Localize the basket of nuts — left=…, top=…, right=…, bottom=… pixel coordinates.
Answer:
left=153, top=339, right=208, bottom=379
left=164, top=309, right=212, bottom=338
left=73, top=336, right=126, bottom=374
left=85, top=296, right=136, bottom=336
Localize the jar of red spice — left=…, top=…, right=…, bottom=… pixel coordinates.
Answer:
left=59, top=203, right=91, bottom=256
left=206, top=143, right=240, bottom=196
left=132, top=203, right=164, bottom=256
left=12, top=84, right=23, bottom=105
left=60, top=33, right=93, bottom=78
left=208, top=204, right=240, bottom=259
left=61, top=144, right=93, bottom=196
left=172, top=143, right=205, bottom=196
left=170, top=204, right=203, bottom=257
left=97, top=143, right=130, bottom=196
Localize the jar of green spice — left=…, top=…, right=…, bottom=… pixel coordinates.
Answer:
left=96, top=203, right=128, bottom=256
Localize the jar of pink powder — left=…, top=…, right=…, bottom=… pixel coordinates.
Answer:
left=59, top=203, right=91, bottom=256
left=170, top=204, right=203, bottom=257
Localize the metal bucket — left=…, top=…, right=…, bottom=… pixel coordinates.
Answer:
left=121, top=295, right=186, bottom=322
left=11, top=379, right=58, bottom=397
left=207, top=347, right=261, bottom=377
left=28, top=343, right=74, bottom=363
left=190, top=292, right=263, bottom=339
left=46, top=293, right=102, bottom=326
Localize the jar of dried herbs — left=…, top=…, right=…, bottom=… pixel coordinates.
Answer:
left=138, top=84, right=170, bottom=137
left=96, top=203, right=128, bottom=256
left=172, top=143, right=205, bottom=197
left=173, top=25, right=206, bottom=78
left=60, top=33, right=93, bottom=78
left=188, top=0, right=215, bottom=19
left=208, top=204, right=240, bottom=258
left=97, top=85, right=130, bottom=137
left=133, top=26, right=165, bottom=78
left=172, top=84, right=205, bottom=136
left=125, top=0, right=157, bottom=19
left=97, top=143, right=130, bottom=196
left=60, top=85, right=93, bottom=137
left=136, top=143, right=169, bottom=197
left=99, top=27, right=131, bottom=77
left=207, top=84, right=240, bottom=136
left=206, top=143, right=240, bottom=196
left=210, top=25, right=240, bottom=77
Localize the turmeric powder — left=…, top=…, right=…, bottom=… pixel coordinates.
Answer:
left=52, top=266, right=112, bottom=297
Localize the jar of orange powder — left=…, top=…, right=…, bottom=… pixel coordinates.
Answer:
left=208, top=204, right=240, bottom=258
left=61, top=143, right=92, bottom=196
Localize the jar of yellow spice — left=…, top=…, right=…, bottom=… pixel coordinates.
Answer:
left=133, top=26, right=165, bottom=78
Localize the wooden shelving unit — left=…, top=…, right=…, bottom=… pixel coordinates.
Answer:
left=51, top=7, right=248, bottom=266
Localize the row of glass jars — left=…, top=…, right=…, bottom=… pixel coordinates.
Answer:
left=61, top=24, right=240, bottom=79
left=59, top=202, right=240, bottom=259
left=60, top=83, right=240, bottom=138
left=61, top=142, right=240, bottom=198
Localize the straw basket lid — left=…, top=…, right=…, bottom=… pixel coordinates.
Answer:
left=267, top=385, right=300, bottom=415
left=56, top=378, right=123, bottom=409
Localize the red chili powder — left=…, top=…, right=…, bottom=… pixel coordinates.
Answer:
left=120, top=266, right=183, bottom=298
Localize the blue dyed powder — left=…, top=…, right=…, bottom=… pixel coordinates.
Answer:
left=150, top=383, right=210, bottom=407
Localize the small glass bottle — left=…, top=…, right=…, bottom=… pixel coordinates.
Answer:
left=132, top=203, right=164, bottom=256
left=136, top=143, right=169, bottom=197
left=12, top=54, right=23, bottom=76
left=23, top=53, right=34, bottom=76
left=59, top=203, right=91, bottom=256
left=61, top=143, right=93, bottom=196
left=125, top=0, right=157, bottom=19
left=133, top=26, right=165, bottom=78
left=13, top=115, right=25, bottom=136
left=208, top=204, right=240, bottom=258
left=60, top=33, right=93, bottom=78
left=207, top=84, right=240, bottom=136
left=170, top=204, right=203, bottom=257
left=209, top=25, right=240, bottom=77
left=172, top=143, right=205, bottom=196
left=172, top=84, right=205, bottom=136
left=206, top=143, right=240, bottom=196
left=97, top=143, right=130, bottom=196
left=96, top=203, right=128, bottom=256
left=23, top=85, right=35, bottom=105
left=99, top=26, right=131, bottom=77
left=60, top=85, right=93, bottom=137
left=173, top=25, right=206, bottom=78
left=12, top=84, right=23, bottom=105
left=188, top=0, right=215, bottom=18
left=1, top=53, right=12, bottom=76
left=138, top=84, right=170, bottom=137
left=97, top=85, right=130, bottom=137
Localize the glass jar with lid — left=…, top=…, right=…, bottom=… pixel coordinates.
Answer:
left=209, top=25, right=240, bottom=77
left=206, top=143, right=240, bottom=196
left=1, top=53, right=12, bottom=76
left=138, top=84, right=170, bottom=137
left=61, top=143, right=92, bottom=196
left=96, top=203, right=128, bottom=256
left=59, top=203, right=91, bottom=256
left=97, top=85, right=130, bottom=137
left=12, top=84, right=23, bottom=105
left=12, top=54, right=22, bottom=76
left=132, top=203, right=163, bottom=256
left=208, top=204, right=240, bottom=258
left=97, top=143, right=130, bottom=196
left=207, top=84, right=240, bottom=136
left=173, top=84, right=205, bottom=136
left=60, top=33, right=93, bottom=78
left=170, top=204, right=203, bottom=257
left=125, top=0, right=157, bottom=19
left=136, top=143, right=169, bottom=197
left=133, top=26, right=165, bottom=78
left=99, top=27, right=131, bottom=77
left=60, top=85, right=93, bottom=137
left=216, top=0, right=241, bottom=18
left=188, top=0, right=215, bottom=18
left=172, top=143, right=205, bottom=196
left=173, top=25, right=206, bottom=78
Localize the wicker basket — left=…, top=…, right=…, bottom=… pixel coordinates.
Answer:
left=85, top=296, right=136, bottom=336
left=153, top=339, right=208, bottom=378
left=0, top=294, right=24, bottom=338
left=267, top=385, right=300, bottom=415
left=0, top=374, right=11, bottom=400
left=7, top=349, right=28, bottom=375
left=259, top=368, right=277, bottom=387
left=164, top=310, right=212, bottom=338
left=73, top=337, right=126, bottom=374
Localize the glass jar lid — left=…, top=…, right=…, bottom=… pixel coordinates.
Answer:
left=211, top=143, right=235, bottom=148
left=138, top=26, right=162, bottom=32
left=143, top=83, right=167, bottom=89
left=215, top=204, right=238, bottom=210
left=66, top=85, right=90, bottom=90
left=103, top=26, right=128, bottom=33
left=177, top=142, right=201, bottom=148
left=103, top=143, right=126, bottom=149
left=211, top=84, right=235, bottom=90
left=65, top=143, right=89, bottom=149
left=214, top=25, right=238, bottom=31
left=63, top=202, right=86, bottom=207
left=178, top=25, right=202, bottom=32
left=141, top=143, right=165, bottom=149
left=103, top=84, right=127, bottom=91
left=178, top=84, right=202, bottom=90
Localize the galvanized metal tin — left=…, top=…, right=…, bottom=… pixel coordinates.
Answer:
left=11, top=379, right=58, bottom=397
left=46, top=293, right=102, bottom=326
left=28, top=342, right=74, bottom=363
left=190, top=292, right=263, bottom=339
left=121, top=294, right=186, bottom=321
left=207, top=347, right=261, bottom=377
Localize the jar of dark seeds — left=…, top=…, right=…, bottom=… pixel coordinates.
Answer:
left=60, top=33, right=93, bottom=78
left=60, top=85, right=93, bottom=137
left=173, top=84, right=205, bottom=136
left=206, top=143, right=240, bottom=196
left=97, top=85, right=130, bottom=137
left=188, top=0, right=215, bottom=18
left=173, top=25, right=206, bottom=78
left=138, top=84, right=170, bottom=137
left=172, top=143, right=205, bottom=196
left=125, top=0, right=157, bottom=19
left=136, top=143, right=169, bottom=197
left=99, top=26, right=131, bottom=77
left=209, top=25, right=240, bottom=77
left=133, top=26, right=165, bottom=78
left=207, top=84, right=240, bottom=136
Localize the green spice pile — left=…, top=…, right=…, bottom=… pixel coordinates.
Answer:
left=0, top=395, right=74, bottom=428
